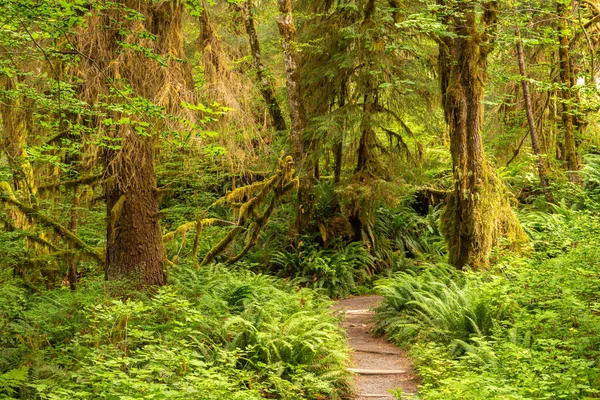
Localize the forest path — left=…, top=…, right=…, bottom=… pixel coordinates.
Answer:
left=332, top=295, right=419, bottom=399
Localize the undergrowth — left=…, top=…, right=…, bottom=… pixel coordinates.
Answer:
left=375, top=195, right=600, bottom=399
left=0, top=265, right=352, bottom=399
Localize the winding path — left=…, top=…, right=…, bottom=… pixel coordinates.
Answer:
left=333, top=295, right=419, bottom=399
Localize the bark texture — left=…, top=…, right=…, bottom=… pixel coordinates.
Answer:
left=1, top=77, right=37, bottom=203
left=277, top=0, right=315, bottom=234
left=76, top=0, right=195, bottom=287
left=438, top=1, right=527, bottom=269
left=277, top=0, right=306, bottom=161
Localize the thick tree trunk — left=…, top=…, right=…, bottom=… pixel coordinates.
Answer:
left=557, top=0, right=580, bottom=181
left=105, top=133, right=166, bottom=286
left=242, top=0, right=287, bottom=131
left=516, top=34, right=556, bottom=204
left=439, top=1, right=527, bottom=269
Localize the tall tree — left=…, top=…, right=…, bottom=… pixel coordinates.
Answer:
left=557, top=0, right=580, bottom=181
left=76, top=0, right=195, bottom=287
left=438, top=0, right=527, bottom=269
left=277, top=0, right=316, bottom=233
left=516, top=31, right=556, bottom=204
left=242, top=0, right=287, bottom=132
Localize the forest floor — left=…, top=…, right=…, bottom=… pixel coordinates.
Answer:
left=333, top=295, right=420, bottom=399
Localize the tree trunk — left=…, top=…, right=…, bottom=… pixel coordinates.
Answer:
left=516, top=33, right=556, bottom=204
left=242, top=0, right=287, bottom=131
left=439, top=1, right=527, bottom=269
left=0, top=76, right=39, bottom=278
left=67, top=189, right=80, bottom=291
left=76, top=0, right=195, bottom=287
left=105, top=133, right=166, bottom=286
left=355, top=88, right=379, bottom=178
left=557, top=0, right=580, bottom=181
left=1, top=77, right=37, bottom=204
left=333, top=78, right=348, bottom=185
left=277, top=0, right=315, bottom=234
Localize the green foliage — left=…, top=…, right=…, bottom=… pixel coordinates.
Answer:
left=375, top=264, right=494, bottom=346
left=373, top=205, right=446, bottom=268
left=0, top=266, right=351, bottom=399
left=376, top=234, right=600, bottom=398
left=272, top=242, right=373, bottom=298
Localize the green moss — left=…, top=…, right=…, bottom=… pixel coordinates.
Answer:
left=440, top=164, right=528, bottom=269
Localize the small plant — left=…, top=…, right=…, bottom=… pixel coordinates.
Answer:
left=0, top=265, right=352, bottom=399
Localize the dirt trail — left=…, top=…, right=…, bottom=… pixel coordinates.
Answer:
left=333, top=295, right=419, bottom=400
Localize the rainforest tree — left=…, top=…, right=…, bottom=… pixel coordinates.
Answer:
left=437, top=0, right=527, bottom=269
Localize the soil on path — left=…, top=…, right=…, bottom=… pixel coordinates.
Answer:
left=333, top=295, right=419, bottom=400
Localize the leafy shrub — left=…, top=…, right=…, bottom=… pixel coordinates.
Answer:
left=376, top=246, right=600, bottom=399
left=373, top=205, right=446, bottom=270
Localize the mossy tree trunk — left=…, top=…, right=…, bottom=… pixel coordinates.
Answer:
left=439, top=1, right=527, bottom=269
left=0, top=76, right=41, bottom=278
left=242, top=0, right=287, bottom=132
left=333, top=78, right=348, bottom=185
left=277, top=0, right=316, bottom=234
left=557, top=0, right=580, bottom=182
left=77, top=0, right=195, bottom=287
left=350, top=85, right=380, bottom=241
left=1, top=77, right=37, bottom=205
left=105, top=134, right=165, bottom=287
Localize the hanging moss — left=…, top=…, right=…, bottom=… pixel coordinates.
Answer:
left=161, top=156, right=298, bottom=268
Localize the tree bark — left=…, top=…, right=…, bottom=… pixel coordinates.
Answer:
left=557, top=0, right=580, bottom=181
left=516, top=33, right=556, bottom=204
left=333, top=78, right=347, bottom=184
left=438, top=1, right=527, bottom=269
left=355, top=87, right=379, bottom=178
left=0, top=76, right=40, bottom=278
left=242, top=0, right=287, bottom=131
left=1, top=77, right=37, bottom=204
left=105, top=133, right=165, bottom=287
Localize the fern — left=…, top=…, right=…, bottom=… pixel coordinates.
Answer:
left=0, top=366, right=28, bottom=397
left=375, top=264, right=493, bottom=345
left=272, top=243, right=373, bottom=298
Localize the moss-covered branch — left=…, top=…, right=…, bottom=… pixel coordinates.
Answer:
left=38, top=174, right=104, bottom=193
left=0, top=183, right=105, bottom=264
left=197, top=156, right=298, bottom=267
